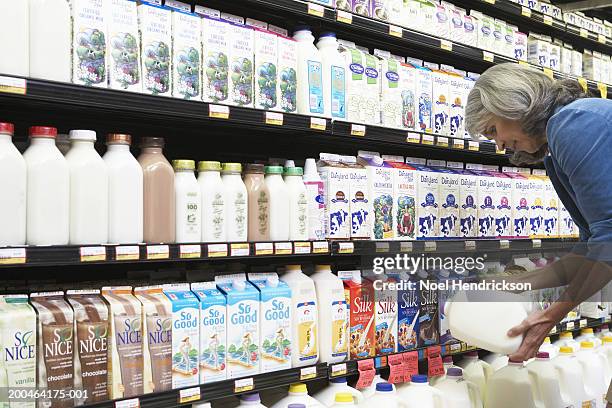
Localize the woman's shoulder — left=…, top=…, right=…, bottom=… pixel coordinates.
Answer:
left=553, top=98, right=612, bottom=119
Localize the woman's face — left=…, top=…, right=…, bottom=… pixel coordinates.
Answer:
left=483, top=116, right=545, bottom=153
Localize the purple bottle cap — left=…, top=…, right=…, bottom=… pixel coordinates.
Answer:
left=446, top=367, right=463, bottom=377
left=241, top=393, right=260, bottom=402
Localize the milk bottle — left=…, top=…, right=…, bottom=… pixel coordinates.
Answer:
left=361, top=49, right=381, bottom=126
left=434, top=167, right=460, bottom=238
left=538, top=336, right=559, bottom=358
left=201, top=15, right=230, bottom=103
left=254, top=28, right=278, bottom=110
left=244, top=164, right=270, bottom=242
left=0, top=2, right=28, bottom=77
left=375, top=50, right=402, bottom=129
left=71, top=0, right=107, bottom=88
left=397, top=375, right=444, bottom=408
left=198, top=161, right=226, bottom=243
left=281, top=265, right=319, bottom=367
left=317, top=33, right=347, bottom=120
left=173, top=160, right=201, bottom=243
left=399, top=63, right=417, bottom=130
left=216, top=274, right=260, bottom=378
left=222, top=163, right=248, bottom=242
left=191, top=282, right=227, bottom=384
left=340, top=271, right=375, bottom=359
left=138, top=2, right=172, bottom=96
left=276, top=33, right=298, bottom=113
left=313, top=377, right=363, bottom=406
left=458, top=352, right=491, bottom=404
left=411, top=164, right=440, bottom=239
left=553, top=346, right=591, bottom=408
left=29, top=0, right=71, bottom=82
left=434, top=368, right=482, bottom=408
left=264, top=165, right=289, bottom=241
left=107, top=0, right=141, bottom=92
left=104, top=133, right=143, bottom=244
left=0, top=123, right=26, bottom=246
left=415, top=67, right=433, bottom=133
left=0, top=295, right=37, bottom=408
left=248, top=273, right=292, bottom=372
left=163, top=284, right=199, bottom=388
left=317, top=154, right=350, bottom=239
left=385, top=161, right=417, bottom=240
left=228, top=22, right=255, bottom=107
left=576, top=342, right=606, bottom=408
left=576, top=328, right=603, bottom=347
left=66, top=130, right=109, bottom=245
left=169, top=5, right=201, bottom=100
left=311, top=265, right=348, bottom=364
left=432, top=70, right=450, bottom=136
left=294, top=27, right=324, bottom=116
left=485, top=359, right=542, bottom=408
left=358, top=153, right=393, bottom=240
left=284, top=167, right=309, bottom=241
left=23, top=126, right=70, bottom=246
left=339, top=40, right=366, bottom=123
left=303, top=159, right=325, bottom=241
left=270, top=383, right=324, bottom=408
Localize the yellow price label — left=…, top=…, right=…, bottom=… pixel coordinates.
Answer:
left=521, top=7, right=531, bottom=17
left=351, top=124, right=366, bottom=136
left=310, top=117, right=327, bottom=131
left=483, top=51, right=494, bottom=62
left=598, top=82, right=608, bottom=99
left=337, top=10, right=352, bottom=24
left=543, top=15, right=553, bottom=26
left=437, top=137, right=449, bottom=147
left=440, top=39, right=453, bottom=51
left=599, top=34, right=607, bottom=44
left=578, top=77, right=588, bottom=92
left=543, top=68, right=554, bottom=80
left=307, top=2, right=325, bottom=17
left=483, top=0, right=495, bottom=4
left=0, top=248, right=26, bottom=265
left=580, top=28, right=589, bottom=38
left=389, top=25, right=403, bottom=37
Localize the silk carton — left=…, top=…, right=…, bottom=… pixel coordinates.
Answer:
left=339, top=271, right=375, bottom=359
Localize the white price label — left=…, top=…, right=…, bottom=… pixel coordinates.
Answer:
left=521, top=6, right=531, bottom=17
left=0, top=76, right=26, bottom=95
left=499, top=240, right=510, bottom=249
left=147, top=245, right=169, bottom=260
left=424, top=241, right=437, bottom=252
left=532, top=239, right=542, bottom=249
left=453, top=139, right=464, bottom=149
left=179, top=387, right=201, bottom=403
left=579, top=319, right=587, bottom=328
left=449, top=343, right=461, bottom=353
left=437, top=137, right=449, bottom=147
left=440, top=39, right=453, bottom=51
left=307, top=2, right=325, bottom=17
left=468, top=141, right=479, bottom=151
left=483, top=51, right=494, bottom=62
left=207, top=243, right=228, bottom=257
left=375, top=242, right=390, bottom=253
left=543, top=15, right=553, bottom=26
left=407, top=133, right=421, bottom=144
left=234, top=378, right=254, bottom=393
left=265, top=111, right=284, bottom=126
left=422, top=134, right=435, bottom=145
left=351, top=124, right=366, bottom=136
left=115, top=398, right=139, bottom=408
left=80, top=247, right=106, bottom=262
left=465, top=241, right=476, bottom=251
left=338, top=242, right=354, bottom=254
left=230, top=243, right=250, bottom=257
left=209, top=104, right=229, bottom=119
left=274, top=242, right=293, bottom=255
left=115, top=246, right=139, bottom=261
left=294, top=242, right=311, bottom=254
left=566, top=321, right=575, bottom=330
left=312, top=241, right=329, bottom=253
left=180, top=244, right=201, bottom=259
left=400, top=242, right=413, bottom=252
left=389, top=25, right=403, bottom=37
left=337, top=9, right=353, bottom=24
left=0, top=248, right=26, bottom=265
left=310, top=117, right=327, bottom=131
left=300, top=366, right=318, bottom=380
left=255, top=242, right=274, bottom=255
left=331, top=363, right=347, bottom=377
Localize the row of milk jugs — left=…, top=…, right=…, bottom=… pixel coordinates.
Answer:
left=318, top=151, right=579, bottom=241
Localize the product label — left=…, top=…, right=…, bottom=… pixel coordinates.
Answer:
left=304, top=181, right=325, bottom=240
left=202, top=17, right=230, bottom=103
left=229, top=24, right=254, bottom=106
left=234, top=192, right=247, bottom=239
left=417, top=285, right=439, bottom=347
left=297, top=192, right=308, bottom=237
left=394, top=168, right=417, bottom=240
left=139, top=3, right=171, bottom=95
left=432, top=72, right=450, bottom=136
left=73, top=0, right=108, bottom=87
left=296, top=302, right=318, bottom=362
left=257, top=190, right=269, bottom=236
left=346, top=281, right=375, bottom=359
left=307, top=60, right=324, bottom=114
left=108, top=0, right=141, bottom=92
left=543, top=181, right=559, bottom=237
left=459, top=174, right=478, bottom=237
left=374, top=281, right=397, bottom=355
left=211, top=192, right=225, bottom=240
left=184, top=191, right=200, bottom=236
left=416, top=170, right=440, bottom=239
left=397, top=286, right=419, bottom=352
left=400, top=64, right=417, bottom=130
left=330, top=300, right=348, bottom=358
left=278, top=37, right=297, bottom=113
left=494, top=177, right=513, bottom=237
left=255, top=30, right=278, bottom=110
left=331, top=65, right=346, bottom=118
left=417, top=69, right=433, bottom=132
left=349, top=168, right=371, bottom=239
left=439, top=173, right=460, bottom=238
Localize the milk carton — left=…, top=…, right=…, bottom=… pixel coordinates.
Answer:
left=504, top=24, right=516, bottom=58
left=402, top=0, right=421, bottom=32
left=448, top=73, right=464, bottom=139
left=138, top=2, right=172, bottom=96
left=339, top=271, right=375, bottom=359
left=463, top=13, right=478, bottom=48
left=543, top=177, right=559, bottom=237
left=248, top=273, right=292, bottom=372
left=0, top=295, right=36, bottom=408
left=358, top=152, right=394, bottom=240
left=375, top=50, right=402, bottom=129
left=71, top=0, right=107, bottom=87
left=528, top=34, right=550, bottom=68
left=227, top=23, right=255, bottom=107
left=400, top=63, right=417, bottom=130
left=504, top=172, right=530, bottom=238
left=368, top=275, right=397, bottom=355
left=559, top=201, right=574, bottom=238
left=190, top=282, right=227, bottom=384
left=434, top=2, right=451, bottom=40
left=490, top=172, right=513, bottom=238
left=341, top=156, right=371, bottom=239
left=201, top=16, right=230, bottom=103
left=432, top=70, right=450, bottom=136
left=169, top=6, right=201, bottom=100
left=30, top=292, right=75, bottom=408
left=572, top=50, right=583, bottom=77
left=277, top=34, right=298, bottom=113
left=371, top=0, right=392, bottom=22
left=434, top=167, right=460, bottom=238
left=318, top=153, right=350, bottom=239
left=561, top=43, right=573, bottom=74
left=420, top=0, right=437, bottom=35
left=527, top=175, right=546, bottom=238
left=415, top=67, right=433, bottom=133
left=475, top=12, right=494, bottom=51
left=395, top=274, right=419, bottom=352
left=336, top=0, right=351, bottom=11
left=412, top=164, right=440, bottom=239
left=448, top=4, right=466, bottom=43
left=549, top=41, right=561, bottom=71
left=107, top=0, right=141, bottom=92
left=339, top=40, right=366, bottom=123
left=353, top=0, right=371, bottom=17
left=362, top=50, right=381, bottom=126
left=417, top=275, right=439, bottom=347
left=492, top=19, right=505, bottom=55
left=515, top=31, right=528, bottom=61
left=468, top=169, right=496, bottom=238
left=133, top=286, right=172, bottom=393
left=385, top=161, right=417, bottom=240
left=215, top=274, right=260, bottom=378
left=253, top=28, right=278, bottom=110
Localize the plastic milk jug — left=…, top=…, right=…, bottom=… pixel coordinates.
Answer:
left=270, top=383, right=324, bottom=408
left=599, top=337, right=612, bottom=384
left=434, top=368, right=483, bottom=408
left=329, top=393, right=356, bottom=407
left=397, top=375, right=445, bottom=408
left=458, top=352, right=492, bottom=404
left=317, top=32, right=347, bottom=120
left=280, top=265, right=319, bottom=367
left=238, top=393, right=268, bottom=408
left=311, top=265, right=348, bottom=364
left=553, top=331, right=580, bottom=353
left=362, top=382, right=404, bottom=407
left=576, top=342, right=607, bottom=408
left=553, top=346, right=591, bottom=408
left=484, top=359, right=543, bottom=408
left=362, top=374, right=395, bottom=399
left=576, top=328, right=602, bottom=348
left=430, top=356, right=461, bottom=386
left=294, top=26, right=324, bottom=117
left=0, top=123, right=26, bottom=246
left=482, top=354, right=508, bottom=372
left=526, top=352, right=572, bottom=408
left=312, top=377, right=363, bottom=406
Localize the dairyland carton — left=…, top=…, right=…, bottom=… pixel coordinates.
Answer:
left=385, top=161, right=417, bottom=240
left=375, top=50, right=402, bottom=129
left=504, top=172, right=530, bottom=238
left=163, top=284, right=199, bottom=388
left=277, top=35, right=298, bottom=113
left=432, top=70, right=450, bottom=136
left=543, top=177, right=559, bottom=237
left=339, top=40, right=366, bottom=123
left=318, top=153, right=350, bottom=239
left=527, top=175, right=546, bottom=238
left=215, top=274, right=260, bottom=378
left=559, top=200, right=574, bottom=238
left=138, top=2, right=172, bottom=96
left=415, top=67, right=433, bottom=133
left=168, top=5, right=201, bottom=100
left=489, top=171, right=513, bottom=238
left=400, top=63, right=417, bottom=130
left=456, top=169, right=478, bottom=238
left=254, top=28, right=278, bottom=110
left=107, top=0, right=141, bottom=92
left=200, top=16, right=230, bottom=103
left=248, top=273, right=292, bottom=372
left=434, top=167, right=460, bottom=238
left=448, top=73, right=465, bottom=139
left=358, top=153, right=394, bottom=240
left=469, top=169, right=496, bottom=238
left=72, top=0, right=107, bottom=88
left=228, top=23, right=255, bottom=107
left=339, top=271, right=375, bottom=359
left=412, top=164, right=440, bottom=239
left=191, top=282, right=227, bottom=384
left=341, top=156, right=371, bottom=239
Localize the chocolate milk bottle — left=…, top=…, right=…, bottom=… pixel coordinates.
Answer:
left=66, top=290, right=109, bottom=404
left=243, top=164, right=270, bottom=242
left=29, top=292, right=75, bottom=408
left=138, top=137, right=175, bottom=243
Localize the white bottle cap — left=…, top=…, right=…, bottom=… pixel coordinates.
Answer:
left=304, top=158, right=317, bottom=176
left=284, top=159, right=295, bottom=168
left=266, top=275, right=279, bottom=287
left=69, top=129, right=97, bottom=141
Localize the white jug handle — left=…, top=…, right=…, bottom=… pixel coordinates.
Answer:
left=466, top=380, right=484, bottom=408
left=432, top=387, right=448, bottom=408
left=553, top=364, right=574, bottom=408
left=481, top=360, right=493, bottom=382
left=527, top=368, right=544, bottom=406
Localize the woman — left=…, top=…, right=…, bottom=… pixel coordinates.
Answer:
left=466, top=63, right=612, bottom=403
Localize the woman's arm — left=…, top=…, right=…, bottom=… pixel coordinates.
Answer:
left=504, top=253, right=583, bottom=290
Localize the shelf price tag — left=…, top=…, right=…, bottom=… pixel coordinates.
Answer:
left=580, top=28, right=589, bottom=38
left=483, top=51, right=494, bottom=62
left=147, top=245, right=169, bottom=260
left=116, top=246, right=139, bottom=261
left=440, top=39, right=453, bottom=51
left=579, top=319, right=587, bottom=328
left=356, top=359, right=376, bottom=390
left=387, top=354, right=406, bottom=384
left=518, top=60, right=530, bottom=66
left=496, top=148, right=506, bottom=155
left=375, top=242, right=390, bottom=253
left=424, top=241, right=437, bottom=252
left=209, top=104, right=229, bottom=119
left=389, top=25, right=403, bottom=37
left=500, top=240, right=510, bottom=249
left=274, top=242, right=293, bottom=255
left=300, top=366, right=318, bottom=381
left=310, top=117, right=327, bottom=131
left=468, top=141, right=479, bottom=151
left=542, top=68, right=554, bottom=80
left=566, top=321, right=575, bottom=330
left=312, top=241, right=329, bottom=253
left=80, top=246, right=106, bottom=262
left=265, top=111, right=284, bottom=126
left=406, top=133, right=421, bottom=144
left=230, top=243, right=250, bottom=257
left=0, top=76, right=27, bottom=95
left=179, top=387, right=201, bottom=404
left=400, top=241, right=413, bottom=252
left=338, top=242, right=354, bottom=254
left=521, top=7, right=531, bottom=17
left=532, top=239, right=542, bottom=249
left=465, top=240, right=476, bottom=251
left=578, top=77, right=588, bottom=92
left=350, top=124, right=366, bottom=136
left=337, top=9, right=353, bottom=24
left=599, top=34, right=607, bottom=44
left=0, top=248, right=26, bottom=265
left=403, top=351, right=419, bottom=382
left=483, top=0, right=495, bottom=4
left=427, top=346, right=445, bottom=378
left=549, top=325, right=557, bottom=334
left=330, top=363, right=347, bottom=377
left=234, top=378, right=254, bottom=393
left=307, top=2, right=325, bottom=17
left=452, top=139, right=464, bottom=149
left=598, top=83, right=608, bottom=99
left=207, top=243, right=228, bottom=258
left=294, top=241, right=311, bottom=254
left=449, top=343, right=462, bottom=354
left=180, top=244, right=201, bottom=259
left=543, top=15, right=553, bottom=26
left=437, top=137, right=449, bottom=147
left=115, top=398, right=140, bottom=408
left=422, top=134, right=435, bottom=145
left=254, top=242, right=273, bottom=256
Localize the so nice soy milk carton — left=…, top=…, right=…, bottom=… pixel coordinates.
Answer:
left=190, top=282, right=227, bottom=384
left=215, top=274, right=260, bottom=378
left=339, top=270, right=375, bottom=359
left=358, top=152, right=394, bottom=240
left=162, top=284, right=199, bottom=388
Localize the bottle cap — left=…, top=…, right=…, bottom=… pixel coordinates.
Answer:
left=286, top=265, right=302, bottom=272
left=580, top=341, right=594, bottom=349
left=245, top=163, right=265, bottom=173
left=173, top=160, right=195, bottom=171
left=241, top=393, right=260, bottom=402
left=330, top=377, right=347, bottom=384
left=411, top=374, right=428, bottom=383
left=140, top=137, right=165, bottom=148
left=69, top=130, right=96, bottom=141
left=293, top=25, right=311, bottom=33
left=264, top=165, right=284, bottom=175
left=320, top=32, right=337, bottom=38
left=543, top=337, right=551, bottom=344
left=198, top=161, right=222, bottom=172
left=559, top=346, right=574, bottom=354
left=446, top=368, right=463, bottom=377
left=304, top=158, right=318, bottom=175
left=288, top=383, right=307, bottom=394
left=315, top=265, right=331, bottom=272
left=284, top=159, right=295, bottom=168
left=464, top=351, right=479, bottom=358
left=443, top=356, right=454, bottom=364
left=0, top=122, right=14, bottom=136
left=536, top=352, right=549, bottom=359
left=376, top=382, right=393, bottom=392
left=284, top=166, right=304, bottom=176
left=334, top=393, right=354, bottom=403
left=222, top=162, right=242, bottom=173
left=559, top=331, right=573, bottom=339
left=581, top=328, right=593, bottom=335
left=29, top=126, right=57, bottom=139
left=603, top=337, right=612, bottom=343
left=106, top=133, right=132, bottom=145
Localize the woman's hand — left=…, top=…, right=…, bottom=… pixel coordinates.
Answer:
left=507, top=309, right=559, bottom=361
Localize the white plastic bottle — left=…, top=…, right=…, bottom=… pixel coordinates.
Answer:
left=222, top=163, right=248, bottom=242
left=281, top=265, right=319, bottom=367
left=458, top=352, right=492, bottom=404
left=484, top=359, right=543, bottom=408
left=66, top=130, right=108, bottom=245
left=197, top=161, right=226, bottom=243
left=0, top=1, right=28, bottom=76
left=434, top=368, right=483, bottom=408
left=0, top=123, right=26, bottom=246
left=597, top=324, right=612, bottom=339
left=316, top=32, right=346, bottom=120
left=361, top=374, right=395, bottom=399
left=173, top=160, right=201, bottom=243
left=397, top=375, right=445, bottom=408
left=238, top=393, right=268, bottom=408
left=362, top=382, right=403, bottom=407
left=313, top=377, right=363, bottom=406
left=29, top=0, right=71, bottom=82
left=302, top=158, right=325, bottom=241
left=576, top=328, right=602, bottom=348
left=284, top=167, right=308, bottom=241
left=264, top=166, right=289, bottom=241
left=293, top=26, right=324, bottom=117
left=576, top=341, right=607, bottom=408
left=103, top=133, right=143, bottom=244
left=552, top=346, right=591, bottom=408
left=526, top=352, right=572, bottom=408
left=330, top=393, right=356, bottom=407
left=270, top=383, right=324, bottom=408
left=553, top=331, right=580, bottom=353
left=600, top=337, right=612, bottom=373
left=311, top=265, right=348, bottom=364
left=537, top=336, right=559, bottom=358
left=430, top=356, right=461, bottom=386
left=23, top=126, right=69, bottom=245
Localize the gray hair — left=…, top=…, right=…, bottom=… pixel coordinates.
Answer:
left=465, top=63, right=585, bottom=164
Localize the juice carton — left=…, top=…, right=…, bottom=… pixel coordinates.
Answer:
left=362, top=50, right=381, bottom=126
left=102, top=286, right=144, bottom=399
left=228, top=23, right=255, bottom=107
left=191, top=282, right=227, bottom=384
left=490, top=171, right=513, bottom=238
left=30, top=292, right=75, bottom=408
left=399, top=63, right=417, bottom=130
left=66, top=290, right=109, bottom=404
left=339, top=40, right=366, bottom=123
left=201, top=15, right=231, bottom=103
left=412, top=164, right=441, bottom=239
left=317, top=153, right=350, bottom=239
left=215, top=274, right=260, bottom=378
left=417, top=274, right=439, bottom=347
left=169, top=5, right=201, bottom=100
left=375, top=50, right=402, bottom=129
left=254, top=28, right=278, bottom=110
left=134, top=286, right=172, bottom=393
left=71, top=0, right=108, bottom=88
left=138, top=2, right=172, bottom=96
left=433, top=167, right=460, bottom=238
left=367, top=275, right=397, bottom=355
left=385, top=161, right=417, bottom=240
left=457, top=169, right=478, bottom=238
left=543, top=177, right=559, bottom=237
left=248, top=273, right=292, bottom=372
left=527, top=174, right=546, bottom=238
left=402, top=0, right=421, bottom=32
left=339, top=271, right=375, bottom=359
left=358, top=152, right=394, bottom=240
left=0, top=295, right=36, bottom=408
left=340, top=156, right=371, bottom=239
left=107, top=0, right=141, bottom=92
left=448, top=73, right=465, bottom=139
left=277, top=34, right=298, bottom=113
left=415, top=66, right=433, bottom=133
left=162, top=284, right=199, bottom=388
